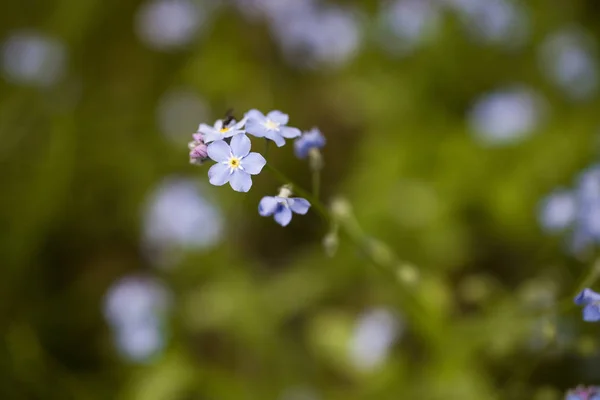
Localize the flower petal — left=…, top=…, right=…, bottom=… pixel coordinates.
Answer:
left=259, top=196, right=279, bottom=216
left=230, top=170, right=252, bottom=192
left=207, top=140, right=231, bottom=162
left=280, top=126, right=301, bottom=139
left=575, top=288, right=600, bottom=305
left=208, top=163, right=231, bottom=186
left=222, top=129, right=244, bottom=139
left=246, top=119, right=268, bottom=138
left=230, top=134, right=251, bottom=157
left=244, top=109, right=265, bottom=121
left=265, top=130, right=286, bottom=147
left=583, top=303, right=600, bottom=322
left=274, top=206, right=293, bottom=227
left=267, top=110, right=289, bottom=125
left=198, top=123, right=214, bottom=135
left=241, top=152, right=266, bottom=175
left=288, top=198, right=310, bottom=215
left=214, top=119, right=224, bottom=130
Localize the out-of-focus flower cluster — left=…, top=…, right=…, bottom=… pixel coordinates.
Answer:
left=565, top=385, right=600, bottom=400
left=539, top=165, right=600, bottom=253
left=189, top=109, right=326, bottom=227
left=103, top=275, right=171, bottom=362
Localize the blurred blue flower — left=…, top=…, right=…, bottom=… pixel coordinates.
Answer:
left=538, top=27, right=598, bottom=101
left=207, top=134, right=266, bottom=192
left=198, top=118, right=245, bottom=143
left=542, top=165, right=600, bottom=253
left=565, top=385, right=600, bottom=400
left=575, top=288, right=600, bottom=322
left=377, top=0, right=441, bottom=55
left=259, top=193, right=310, bottom=226
left=103, top=275, right=171, bottom=363
left=350, top=307, right=403, bottom=371
left=538, top=189, right=576, bottom=232
left=245, top=109, right=301, bottom=147
left=469, top=86, right=544, bottom=146
left=294, top=128, right=326, bottom=159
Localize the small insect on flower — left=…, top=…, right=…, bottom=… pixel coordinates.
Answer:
left=188, top=133, right=209, bottom=165
left=197, top=113, right=246, bottom=144
left=574, top=288, right=600, bottom=322
left=294, top=127, right=326, bottom=159
left=565, top=385, right=600, bottom=400
left=244, top=109, right=301, bottom=147
left=258, top=186, right=311, bottom=227
left=207, top=134, right=266, bottom=193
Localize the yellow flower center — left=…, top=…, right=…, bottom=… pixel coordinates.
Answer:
left=264, top=119, right=280, bottom=131
left=219, top=127, right=230, bottom=134
left=228, top=156, right=241, bottom=169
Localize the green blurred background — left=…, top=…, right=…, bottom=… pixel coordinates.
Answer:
left=2, top=0, right=600, bottom=399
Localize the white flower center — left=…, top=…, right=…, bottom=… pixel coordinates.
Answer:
left=227, top=156, right=241, bottom=170
left=264, top=119, right=280, bottom=131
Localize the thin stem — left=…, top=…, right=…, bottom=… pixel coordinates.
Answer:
left=312, top=169, right=320, bottom=199
left=265, top=163, right=329, bottom=221
left=264, top=139, right=270, bottom=158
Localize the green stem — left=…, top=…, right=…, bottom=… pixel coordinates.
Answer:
left=266, top=163, right=329, bottom=221
left=312, top=169, right=320, bottom=199
left=264, top=139, right=270, bottom=158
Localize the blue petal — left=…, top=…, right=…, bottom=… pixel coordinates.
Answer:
left=197, top=123, right=214, bottom=135
left=259, top=196, right=279, bottom=216
left=208, top=163, right=231, bottom=186
left=294, top=139, right=309, bottom=159
left=280, top=126, right=301, bottom=138
left=574, top=288, right=600, bottom=305
left=241, top=152, right=266, bottom=175
left=583, top=303, right=600, bottom=322
left=230, top=170, right=252, bottom=192
left=565, top=395, right=582, bottom=400
left=230, top=134, right=251, bottom=157
left=288, top=198, right=310, bottom=214
left=590, top=394, right=600, bottom=400
left=203, top=131, right=223, bottom=143
left=244, top=109, right=265, bottom=121
left=207, top=140, right=231, bottom=162
left=267, top=110, right=289, bottom=125
left=246, top=119, right=269, bottom=138
left=274, top=206, right=293, bottom=226
left=265, top=130, right=286, bottom=147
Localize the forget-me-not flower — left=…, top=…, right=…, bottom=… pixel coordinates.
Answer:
left=188, top=133, right=208, bottom=165
left=245, top=109, right=301, bottom=147
left=294, top=127, right=326, bottom=159
left=198, top=118, right=246, bottom=143
left=574, top=288, right=600, bottom=322
left=207, top=134, right=266, bottom=192
left=259, top=186, right=310, bottom=226
left=565, top=386, right=600, bottom=400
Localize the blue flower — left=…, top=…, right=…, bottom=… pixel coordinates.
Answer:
left=207, top=134, right=266, bottom=193
left=574, top=288, right=600, bottom=322
left=565, top=386, right=600, bottom=400
left=294, top=127, right=326, bottom=159
left=245, top=109, right=301, bottom=147
left=259, top=192, right=311, bottom=226
left=198, top=118, right=245, bottom=144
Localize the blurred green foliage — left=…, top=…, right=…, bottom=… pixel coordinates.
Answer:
left=2, top=0, right=600, bottom=399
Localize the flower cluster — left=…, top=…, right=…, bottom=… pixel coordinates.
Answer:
left=565, top=385, right=600, bottom=400
left=189, top=109, right=326, bottom=226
